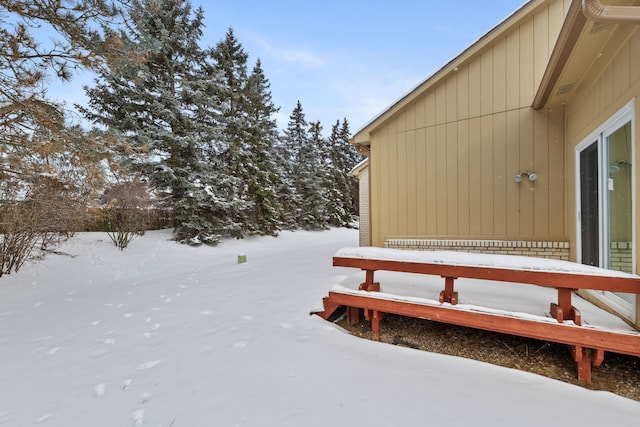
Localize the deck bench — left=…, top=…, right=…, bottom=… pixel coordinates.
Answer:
left=314, top=247, right=640, bottom=383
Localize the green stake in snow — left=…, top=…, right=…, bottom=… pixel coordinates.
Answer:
left=237, top=254, right=247, bottom=264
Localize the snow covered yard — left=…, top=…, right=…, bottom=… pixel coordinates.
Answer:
left=0, top=228, right=639, bottom=426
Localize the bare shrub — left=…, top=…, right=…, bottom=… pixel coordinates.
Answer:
left=101, top=179, right=153, bottom=250
left=0, top=176, right=89, bottom=277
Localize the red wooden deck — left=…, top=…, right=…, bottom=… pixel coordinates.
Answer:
left=314, top=250, right=640, bottom=384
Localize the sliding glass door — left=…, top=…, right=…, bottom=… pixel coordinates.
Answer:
left=577, top=103, right=635, bottom=320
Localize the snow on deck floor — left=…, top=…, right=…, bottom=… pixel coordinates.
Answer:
left=336, top=246, right=640, bottom=278
left=334, top=270, right=638, bottom=333
left=0, top=229, right=638, bottom=426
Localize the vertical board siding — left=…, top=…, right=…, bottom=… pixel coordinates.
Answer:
left=520, top=19, right=535, bottom=106
left=548, top=106, right=565, bottom=238
left=388, top=133, right=399, bottom=236
left=480, top=115, right=495, bottom=235
left=446, top=122, right=459, bottom=235
left=469, top=117, right=482, bottom=235
left=533, top=111, right=550, bottom=237
left=506, top=29, right=521, bottom=110
left=506, top=109, right=521, bottom=236
left=397, top=131, right=408, bottom=236
left=435, top=124, right=448, bottom=234
left=519, top=108, right=535, bottom=236
left=368, top=0, right=567, bottom=245
left=631, top=30, right=640, bottom=85
left=447, top=75, right=458, bottom=123
left=493, top=112, right=508, bottom=236
left=406, top=130, right=417, bottom=234
left=457, top=66, right=470, bottom=120
left=415, top=127, right=427, bottom=235
left=493, top=38, right=507, bottom=113
left=480, top=52, right=494, bottom=117
left=425, top=126, right=437, bottom=233
left=533, top=5, right=549, bottom=91
left=458, top=120, right=470, bottom=235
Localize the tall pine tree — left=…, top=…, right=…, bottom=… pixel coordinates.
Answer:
left=276, top=102, right=329, bottom=229
left=244, top=59, right=285, bottom=234
left=324, top=118, right=361, bottom=226
left=81, top=0, right=240, bottom=244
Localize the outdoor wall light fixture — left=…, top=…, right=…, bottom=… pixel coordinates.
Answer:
left=514, top=171, right=537, bottom=183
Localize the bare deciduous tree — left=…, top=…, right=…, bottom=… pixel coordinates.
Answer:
left=101, top=179, right=152, bottom=250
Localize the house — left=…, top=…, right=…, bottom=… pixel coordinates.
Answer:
left=348, top=158, right=370, bottom=246
left=350, top=0, right=640, bottom=328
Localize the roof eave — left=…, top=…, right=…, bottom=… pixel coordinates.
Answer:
left=532, top=0, right=586, bottom=110
left=351, top=0, right=543, bottom=144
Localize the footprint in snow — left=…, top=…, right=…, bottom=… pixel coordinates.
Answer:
left=233, top=341, right=250, bottom=349
left=35, top=414, right=53, bottom=424
left=93, top=383, right=106, bottom=397
left=46, top=347, right=60, bottom=355
left=100, top=338, right=116, bottom=345
left=138, top=392, right=152, bottom=403
left=130, top=408, right=145, bottom=427
left=124, top=313, right=134, bottom=319
left=121, top=379, right=133, bottom=390
left=135, top=360, right=161, bottom=370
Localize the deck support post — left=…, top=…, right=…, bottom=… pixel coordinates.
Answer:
left=357, top=269, right=381, bottom=330
left=550, top=288, right=581, bottom=324
left=439, top=276, right=459, bottom=305
left=572, top=346, right=594, bottom=383
left=346, top=306, right=361, bottom=325
left=359, top=270, right=380, bottom=292
left=372, top=310, right=384, bottom=340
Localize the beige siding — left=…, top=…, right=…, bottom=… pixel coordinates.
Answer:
left=368, top=1, right=567, bottom=247
left=564, top=27, right=640, bottom=327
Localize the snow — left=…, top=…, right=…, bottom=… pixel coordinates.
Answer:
left=336, top=246, right=640, bottom=278
left=0, top=228, right=638, bottom=426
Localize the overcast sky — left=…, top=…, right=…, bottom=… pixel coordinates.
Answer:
left=54, top=0, right=527, bottom=135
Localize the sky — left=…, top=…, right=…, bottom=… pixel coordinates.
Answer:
left=0, top=227, right=638, bottom=425
left=194, top=0, right=528, bottom=133
left=53, top=0, right=528, bottom=135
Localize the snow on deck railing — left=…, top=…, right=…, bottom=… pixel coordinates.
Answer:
left=334, top=247, right=640, bottom=279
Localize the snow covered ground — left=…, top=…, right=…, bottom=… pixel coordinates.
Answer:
left=0, top=228, right=639, bottom=426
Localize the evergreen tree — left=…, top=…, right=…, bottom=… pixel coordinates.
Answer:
left=323, top=120, right=348, bottom=226
left=244, top=59, right=285, bottom=234
left=81, top=0, right=240, bottom=245
left=276, top=102, right=328, bottom=229
left=275, top=101, right=306, bottom=227
left=324, top=118, right=362, bottom=227
left=338, top=118, right=362, bottom=221
left=299, top=120, right=329, bottom=228
left=206, top=28, right=254, bottom=233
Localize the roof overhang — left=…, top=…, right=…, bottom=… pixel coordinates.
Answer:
left=348, top=158, right=369, bottom=178
left=533, top=0, right=640, bottom=110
